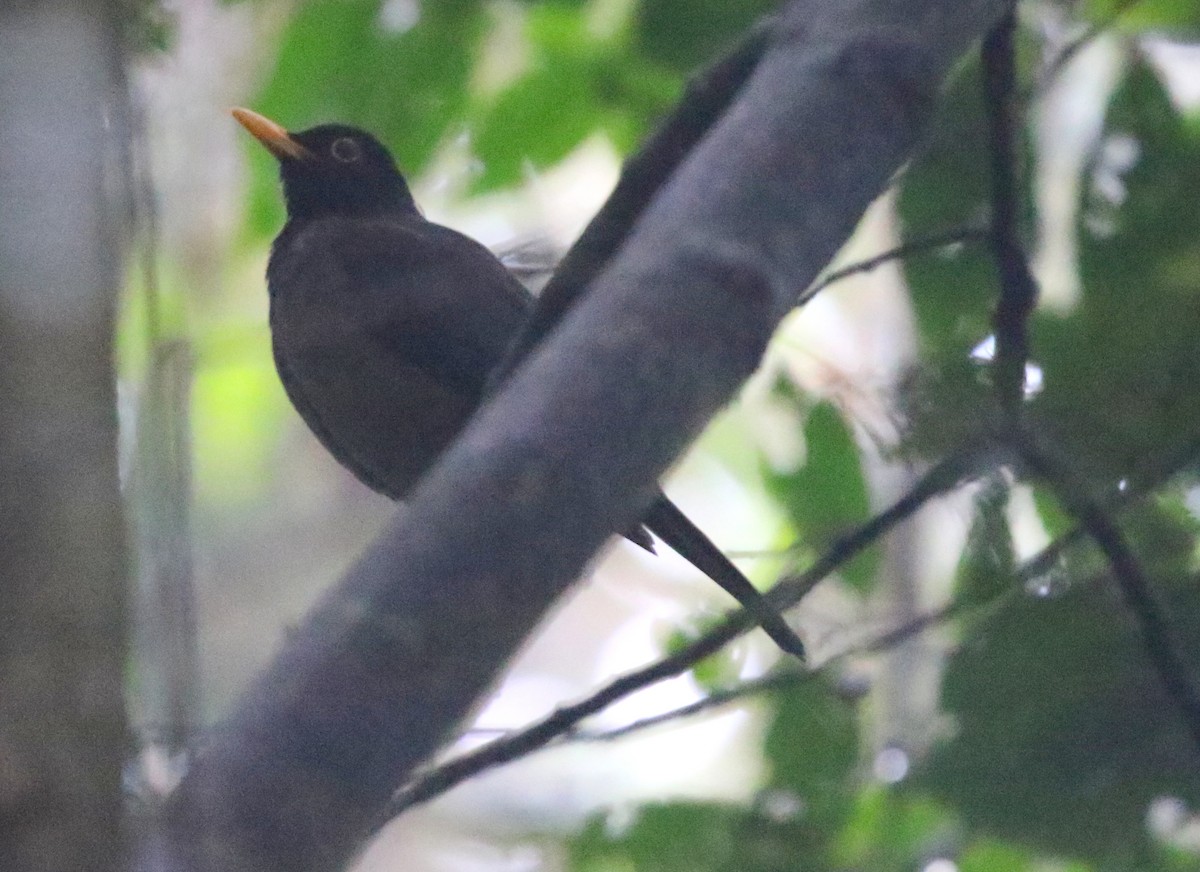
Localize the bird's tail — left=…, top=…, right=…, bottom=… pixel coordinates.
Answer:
left=642, top=495, right=805, bottom=659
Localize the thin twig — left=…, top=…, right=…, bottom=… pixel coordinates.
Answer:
left=574, top=521, right=1098, bottom=744
left=767, top=443, right=981, bottom=613
left=379, top=429, right=1198, bottom=817
left=1035, top=0, right=1145, bottom=95
left=1018, top=434, right=1200, bottom=578
left=570, top=670, right=808, bottom=743
left=1014, top=427, right=1200, bottom=754
left=573, top=434, right=1200, bottom=743
left=981, top=7, right=1200, bottom=751
left=797, top=226, right=988, bottom=307
left=982, top=10, right=1039, bottom=419
left=573, top=599, right=972, bottom=744
left=981, top=5, right=1200, bottom=751
left=375, top=445, right=978, bottom=823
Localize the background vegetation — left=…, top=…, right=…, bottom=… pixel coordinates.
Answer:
left=11, top=0, right=1200, bottom=869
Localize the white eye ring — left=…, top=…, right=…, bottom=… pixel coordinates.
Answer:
left=331, top=137, right=361, bottom=163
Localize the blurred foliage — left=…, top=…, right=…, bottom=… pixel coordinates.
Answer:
left=955, top=477, right=1017, bottom=608
left=192, top=355, right=287, bottom=506
left=633, top=0, right=777, bottom=72
left=117, top=0, right=175, bottom=52
left=1085, top=0, right=1200, bottom=33
left=897, top=52, right=1003, bottom=357
left=833, top=787, right=958, bottom=870
left=202, top=0, right=1200, bottom=869
left=245, top=0, right=489, bottom=240
left=885, top=32, right=1200, bottom=872
left=471, top=4, right=611, bottom=190
left=240, top=0, right=695, bottom=238
left=571, top=679, right=861, bottom=871
left=1034, top=61, right=1200, bottom=493
left=763, top=395, right=880, bottom=594
left=918, top=573, right=1200, bottom=867
left=763, top=679, right=860, bottom=835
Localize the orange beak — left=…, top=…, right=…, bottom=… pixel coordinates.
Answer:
left=231, top=107, right=313, bottom=161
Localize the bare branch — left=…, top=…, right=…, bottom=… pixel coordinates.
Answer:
left=978, top=2, right=1200, bottom=760
left=1014, top=428, right=1200, bottom=754
left=381, top=445, right=978, bottom=819
left=982, top=10, right=1039, bottom=418
left=578, top=434, right=1200, bottom=745
left=571, top=600, right=970, bottom=744
left=799, top=225, right=988, bottom=305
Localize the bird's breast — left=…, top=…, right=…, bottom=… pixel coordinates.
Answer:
left=267, top=264, right=479, bottom=501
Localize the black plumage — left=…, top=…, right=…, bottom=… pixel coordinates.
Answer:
left=234, top=107, right=803, bottom=658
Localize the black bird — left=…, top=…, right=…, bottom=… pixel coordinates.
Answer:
left=233, top=107, right=804, bottom=658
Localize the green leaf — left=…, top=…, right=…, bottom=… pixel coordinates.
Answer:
left=1083, top=0, right=1200, bottom=34
left=468, top=3, right=677, bottom=191
left=599, top=56, right=683, bottom=154
left=764, top=679, right=859, bottom=833
left=633, top=0, right=777, bottom=73
left=916, top=570, right=1200, bottom=864
left=763, top=400, right=878, bottom=594
left=569, top=755, right=862, bottom=872
left=896, top=54, right=998, bottom=358
left=957, top=839, right=1039, bottom=872
left=1119, top=497, right=1200, bottom=580
left=192, top=355, right=289, bottom=506
left=471, top=57, right=602, bottom=191
left=956, top=477, right=1017, bottom=607
left=662, top=625, right=741, bottom=689
left=262, top=0, right=483, bottom=168
left=570, top=803, right=804, bottom=872
left=834, top=787, right=957, bottom=872
left=1030, top=484, right=1075, bottom=542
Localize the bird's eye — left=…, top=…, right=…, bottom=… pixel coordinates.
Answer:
left=330, top=137, right=361, bottom=163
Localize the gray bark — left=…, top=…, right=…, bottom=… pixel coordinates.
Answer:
left=162, top=1, right=1011, bottom=870
left=0, top=1, right=129, bottom=870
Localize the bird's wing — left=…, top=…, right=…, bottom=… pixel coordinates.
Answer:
left=267, top=215, right=537, bottom=499
left=329, top=217, right=535, bottom=399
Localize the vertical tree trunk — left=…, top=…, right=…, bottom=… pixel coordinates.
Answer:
left=0, top=1, right=129, bottom=869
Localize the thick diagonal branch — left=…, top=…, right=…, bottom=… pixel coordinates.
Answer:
left=160, top=3, right=1011, bottom=871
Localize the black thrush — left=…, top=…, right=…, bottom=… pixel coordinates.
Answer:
left=234, top=107, right=804, bottom=658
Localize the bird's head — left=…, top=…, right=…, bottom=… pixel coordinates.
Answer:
left=233, top=108, right=418, bottom=221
